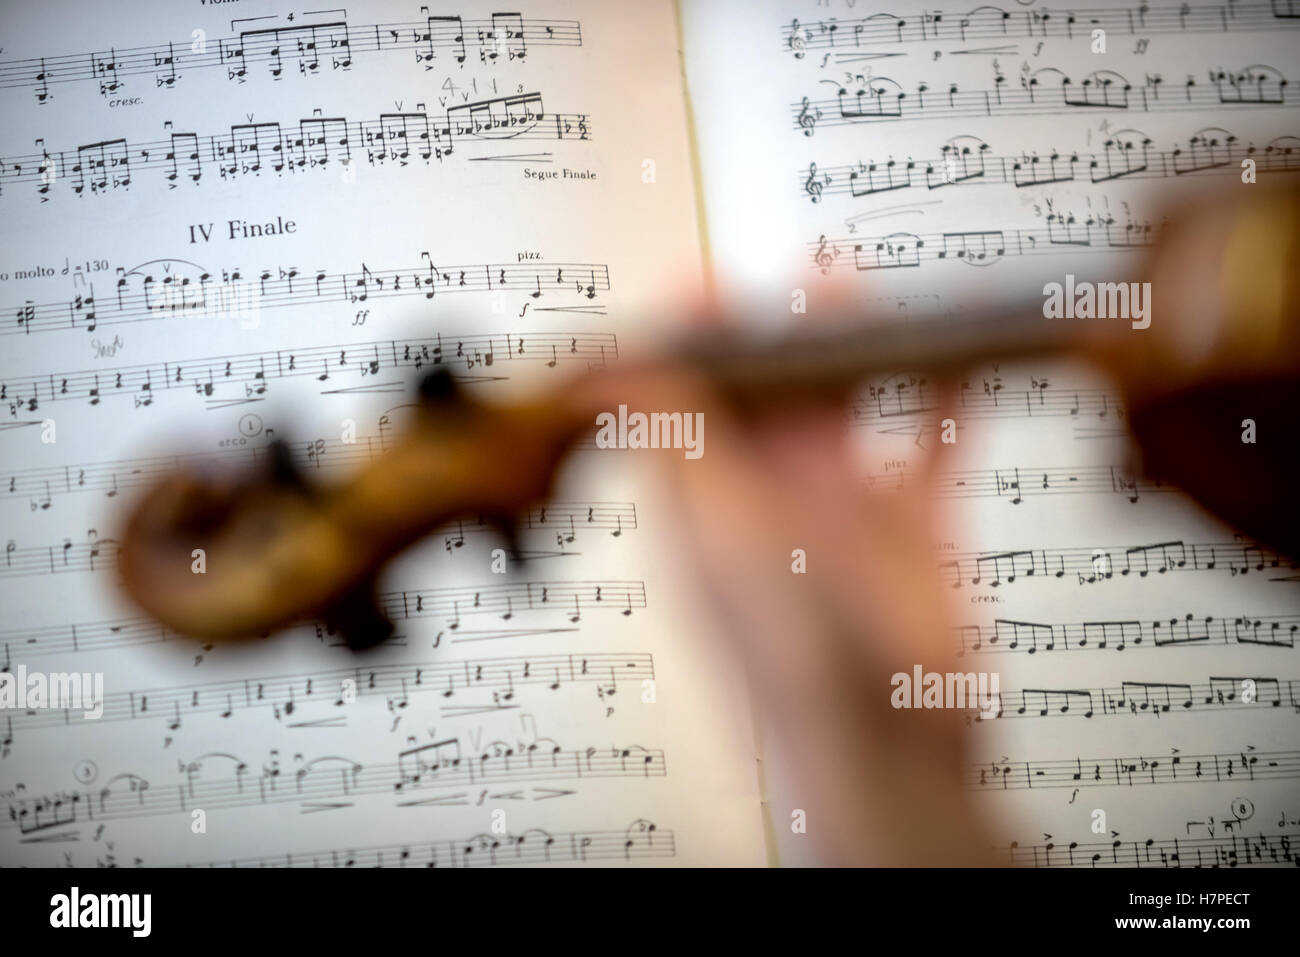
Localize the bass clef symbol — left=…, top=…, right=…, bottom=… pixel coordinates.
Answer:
left=804, top=162, right=824, bottom=203
left=798, top=97, right=818, bottom=137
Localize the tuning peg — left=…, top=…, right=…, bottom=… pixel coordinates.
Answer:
left=418, top=366, right=458, bottom=403
left=264, top=437, right=311, bottom=493
left=320, top=577, right=394, bottom=651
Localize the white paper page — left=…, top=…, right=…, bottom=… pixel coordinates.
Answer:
left=0, top=0, right=766, bottom=866
left=682, top=0, right=1300, bottom=865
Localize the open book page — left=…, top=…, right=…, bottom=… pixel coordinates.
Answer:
left=682, top=0, right=1300, bottom=865
left=0, top=0, right=766, bottom=866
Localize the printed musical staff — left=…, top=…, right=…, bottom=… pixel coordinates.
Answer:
left=783, top=2, right=1300, bottom=56
left=956, top=611, right=1300, bottom=657
left=810, top=218, right=1161, bottom=273
left=3, top=740, right=666, bottom=831
left=0, top=425, right=610, bottom=511
left=3, top=257, right=610, bottom=339
left=868, top=462, right=1173, bottom=505
left=970, top=675, right=1300, bottom=722
left=0, top=580, right=646, bottom=663
left=798, top=131, right=1300, bottom=203
left=0, top=652, right=654, bottom=738
left=0, top=95, right=591, bottom=201
left=193, top=820, right=674, bottom=867
left=1, top=329, right=616, bottom=416
left=1002, top=829, right=1299, bottom=868
left=970, top=746, right=1298, bottom=791
left=0, top=516, right=637, bottom=580
left=791, top=65, right=1296, bottom=134
left=851, top=378, right=1128, bottom=432
left=0, top=13, right=582, bottom=102
left=938, top=539, right=1298, bottom=590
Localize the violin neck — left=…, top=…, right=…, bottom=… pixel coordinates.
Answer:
left=682, top=301, right=1095, bottom=406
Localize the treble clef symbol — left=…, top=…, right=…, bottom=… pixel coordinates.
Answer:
left=815, top=234, right=834, bottom=273
left=798, top=96, right=818, bottom=137
left=804, top=163, right=824, bottom=204
left=788, top=19, right=806, bottom=59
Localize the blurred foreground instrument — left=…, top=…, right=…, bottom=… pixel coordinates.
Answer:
left=118, top=184, right=1300, bottom=649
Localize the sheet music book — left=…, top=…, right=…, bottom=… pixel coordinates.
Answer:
left=1, top=0, right=1297, bottom=866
